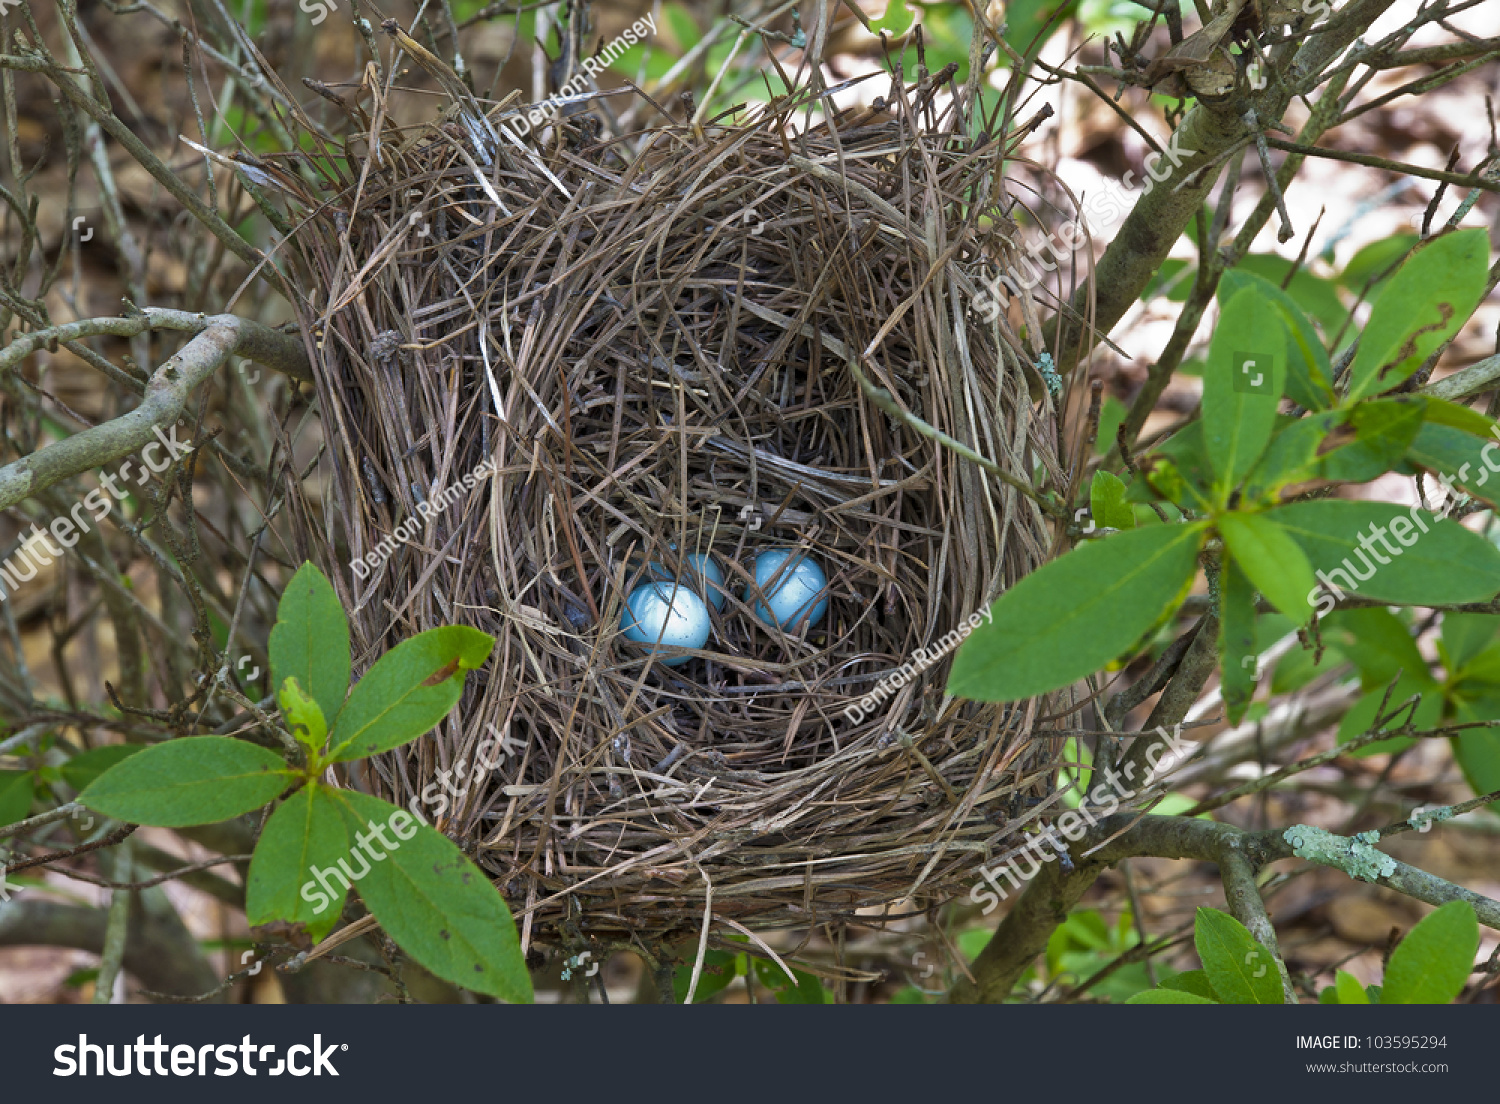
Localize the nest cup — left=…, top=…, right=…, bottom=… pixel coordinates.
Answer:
left=290, top=73, right=1066, bottom=950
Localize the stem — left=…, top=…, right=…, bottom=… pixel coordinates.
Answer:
left=93, top=842, right=132, bottom=1004
left=1219, top=845, right=1294, bottom=1003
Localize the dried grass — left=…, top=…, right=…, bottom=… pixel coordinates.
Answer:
left=284, top=62, right=1068, bottom=949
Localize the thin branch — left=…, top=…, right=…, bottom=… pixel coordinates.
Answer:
left=47, top=852, right=253, bottom=891
left=0, top=51, right=285, bottom=285
left=0, top=801, right=83, bottom=842
left=1420, top=352, right=1500, bottom=402
left=0, top=312, right=310, bottom=512
left=1219, top=846, right=1295, bottom=1003
left=93, top=843, right=132, bottom=1004
left=3, top=823, right=136, bottom=875
left=1278, top=823, right=1500, bottom=928
left=1264, top=138, right=1500, bottom=191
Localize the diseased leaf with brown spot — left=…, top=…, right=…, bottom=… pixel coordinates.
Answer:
left=1315, top=423, right=1358, bottom=455
left=421, top=658, right=461, bottom=687
left=1346, top=230, right=1489, bottom=401
left=324, top=626, right=494, bottom=762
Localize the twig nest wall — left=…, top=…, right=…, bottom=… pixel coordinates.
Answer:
left=293, top=74, right=1066, bottom=946
left=747, top=549, right=829, bottom=631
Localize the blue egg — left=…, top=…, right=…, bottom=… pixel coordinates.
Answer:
left=745, top=549, right=829, bottom=630
left=684, top=552, right=729, bottom=612
left=628, top=547, right=728, bottom=612
left=621, top=581, right=711, bottom=666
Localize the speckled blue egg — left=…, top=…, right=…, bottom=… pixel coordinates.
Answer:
left=746, top=549, right=828, bottom=630
left=621, top=581, right=711, bottom=666
left=684, top=552, right=729, bottom=611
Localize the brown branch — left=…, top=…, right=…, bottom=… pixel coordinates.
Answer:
left=1264, top=138, right=1500, bottom=191
left=1219, top=846, right=1294, bottom=1003
left=0, top=311, right=310, bottom=512
left=0, top=897, right=223, bottom=1000
left=3, top=822, right=137, bottom=875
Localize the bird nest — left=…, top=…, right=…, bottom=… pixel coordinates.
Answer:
left=284, top=62, right=1067, bottom=953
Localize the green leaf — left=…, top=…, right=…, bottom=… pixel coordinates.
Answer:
left=1404, top=423, right=1500, bottom=509
left=1338, top=233, right=1418, bottom=292
left=1242, top=413, right=1345, bottom=504
left=270, top=563, right=352, bottom=732
left=674, top=950, right=740, bottom=1003
left=326, top=626, right=496, bottom=762
left=1380, top=901, right=1479, bottom=1004
left=1319, top=398, right=1426, bottom=484
left=59, top=744, right=146, bottom=793
left=1090, top=470, right=1136, bottom=530
left=1442, top=612, right=1500, bottom=671
left=0, top=769, right=32, bottom=827
left=1346, top=229, right=1491, bottom=402
left=1219, top=558, right=1259, bottom=725
left=871, top=0, right=915, bottom=34
left=1002, top=0, right=1078, bottom=54
left=1452, top=642, right=1500, bottom=684
left=1140, top=457, right=1203, bottom=513
left=1145, top=791, right=1209, bottom=818
left=245, top=784, right=350, bottom=943
left=1150, top=420, right=1216, bottom=510
left=79, top=737, right=291, bottom=827
left=947, top=523, right=1207, bottom=702
left=1453, top=730, right=1500, bottom=796
left=1324, top=607, right=1427, bottom=688
left=1095, top=396, right=1126, bottom=455
left=324, top=788, right=531, bottom=1002
left=1125, top=988, right=1219, bottom=1004
left=1194, top=907, right=1284, bottom=1004
left=1334, top=969, right=1370, bottom=1004
left=920, top=4, right=975, bottom=74
left=1449, top=697, right=1500, bottom=799
left=1204, top=287, right=1288, bottom=500
left=1270, top=499, right=1500, bottom=606
left=1219, top=512, right=1315, bottom=624
left=1417, top=396, right=1499, bottom=439
left=1158, top=969, right=1220, bottom=1001
left=277, top=677, right=329, bottom=756
left=660, top=2, right=701, bottom=49
left=1232, top=254, right=1349, bottom=337
left=753, top=960, right=832, bottom=1003
left=1143, top=258, right=1191, bottom=301
left=605, top=42, right=676, bottom=82
left=1219, top=268, right=1335, bottom=410
left=1269, top=641, right=1339, bottom=694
